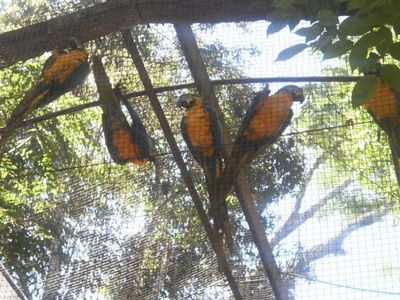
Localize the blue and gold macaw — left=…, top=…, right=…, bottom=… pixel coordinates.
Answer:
left=220, top=85, right=304, bottom=197
left=363, top=76, right=400, bottom=186
left=0, top=38, right=89, bottom=153
left=177, top=94, right=232, bottom=266
left=92, top=55, right=150, bottom=166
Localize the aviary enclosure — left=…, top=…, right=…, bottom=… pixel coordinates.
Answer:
left=0, top=1, right=399, bottom=299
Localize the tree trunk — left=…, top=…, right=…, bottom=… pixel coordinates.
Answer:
left=42, top=238, right=63, bottom=299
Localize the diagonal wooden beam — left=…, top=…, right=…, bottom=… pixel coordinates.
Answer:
left=0, top=0, right=274, bottom=70
left=0, top=262, right=28, bottom=300
left=120, top=29, right=243, bottom=300
left=174, top=23, right=289, bottom=300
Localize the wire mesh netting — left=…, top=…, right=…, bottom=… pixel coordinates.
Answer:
left=0, top=1, right=399, bottom=300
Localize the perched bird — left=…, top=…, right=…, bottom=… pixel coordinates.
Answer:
left=363, top=76, right=400, bottom=186
left=92, top=55, right=150, bottom=166
left=177, top=94, right=232, bottom=267
left=220, top=85, right=304, bottom=197
left=0, top=38, right=89, bottom=153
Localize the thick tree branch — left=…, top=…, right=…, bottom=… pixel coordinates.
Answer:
left=271, top=179, right=353, bottom=248
left=0, top=0, right=275, bottom=69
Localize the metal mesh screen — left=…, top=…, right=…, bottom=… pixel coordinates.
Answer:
left=0, top=2, right=399, bottom=300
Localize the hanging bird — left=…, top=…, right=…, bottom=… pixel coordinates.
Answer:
left=92, top=55, right=150, bottom=166
left=363, top=76, right=400, bottom=186
left=177, top=94, right=232, bottom=268
left=0, top=38, right=89, bottom=154
left=220, top=85, right=304, bottom=198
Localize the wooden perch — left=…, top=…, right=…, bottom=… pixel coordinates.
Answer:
left=121, top=29, right=243, bottom=300
left=0, top=0, right=274, bottom=69
left=0, top=76, right=361, bottom=134
left=174, top=23, right=289, bottom=300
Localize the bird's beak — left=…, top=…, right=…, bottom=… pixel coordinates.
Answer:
left=68, top=37, right=79, bottom=49
left=177, top=95, right=193, bottom=108
left=294, top=94, right=305, bottom=103
left=176, top=98, right=184, bottom=108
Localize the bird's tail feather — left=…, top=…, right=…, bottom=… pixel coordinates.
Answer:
left=7, top=84, right=51, bottom=127
left=219, top=144, right=250, bottom=203
left=0, top=84, right=51, bottom=159
left=207, top=169, right=235, bottom=257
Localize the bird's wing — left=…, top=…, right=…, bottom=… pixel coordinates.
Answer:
left=126, top=105, right=151, bottom=161
left=40, top=49, right=66, bottom=78
left=206, top=104, right=223, bottom=176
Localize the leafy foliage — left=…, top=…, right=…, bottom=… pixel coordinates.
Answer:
left=267, top=0, right=400, bottom=106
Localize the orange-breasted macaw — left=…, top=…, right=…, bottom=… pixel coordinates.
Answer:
left=177, top=94, right=232, bottom=266
left=0, top=38, right=89, bottom=153
left=220, top=85, right=304, bottom=197
left=363, top=76, right=400, bottom=186
left=92, top=55, right=150, bottom=166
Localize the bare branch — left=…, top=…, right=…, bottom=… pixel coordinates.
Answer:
left=271, top=179, right=353, bottom=247
left=0, top=77, right=361, bottom=135
left=294, top=153, right=327, bottom=213
left=286, top=209, right=387, bottom=280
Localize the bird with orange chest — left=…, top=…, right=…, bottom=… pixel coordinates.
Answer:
left=362, top=75, right=400, bottom=186
left=41, top=38, right=89, bottom=85
left=363, top=78, right=400, bottom=124
left=0, top=38, right=89, bottom=154
left=220, top=85, right=304, bottom=198
left=92, top=55, right=150, bottom=166
left=177, top=93, right=232, bottom=270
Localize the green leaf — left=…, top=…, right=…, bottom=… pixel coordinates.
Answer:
left=275, top=44, right=308, bottom=61
left=351, top=75, right=378, bottom=107
left=312, top=28, right=337, bottom=52
left=339, top=16, right=370, bottom=36
left=380, top=64, right=400, bottom=92
left=323, top=39, right=354, bottom=59
left=288, top=20, right=300, bottom=31
left=317, top=10, right=339, bottom=27
left=339, top=16, right=376, bottom=36
left=347, top=0, right=368, bottom=11
left=356, top=0, right=383, bottom=15
left=393, top=22, right=400, bottom=36
left=272, top=0, right=292, bottom=8
left=360, top=52, right=382, bottom=74
left=349, top=46, right=368, bottom=71
left=295, top=24, right=324, bottom=42
left=354, top=30, right=384, bottom=49
left=267, top=21, right=287, bottom=35
left=375, top=26, right=393, bottom=57
left=389, top=42, right=400, bottom=60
